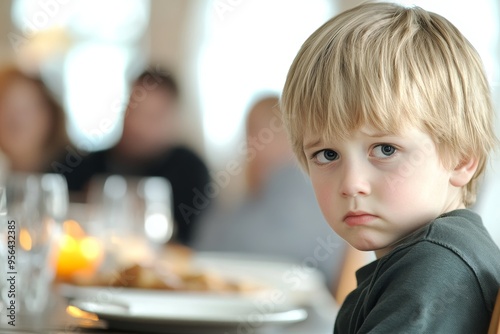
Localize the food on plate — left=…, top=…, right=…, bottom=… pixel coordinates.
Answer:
left=65, top=244, right=265, bottom=294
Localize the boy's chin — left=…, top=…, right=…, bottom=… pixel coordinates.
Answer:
left=348, top=238, right=392, bottom=255
left=348, top=242, right=377, bottom=253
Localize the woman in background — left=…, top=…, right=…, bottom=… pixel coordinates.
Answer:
left=0, top=65, right=69, bottom=173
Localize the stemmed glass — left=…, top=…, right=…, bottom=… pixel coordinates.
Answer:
left=87, top=175, right=174, bottom=271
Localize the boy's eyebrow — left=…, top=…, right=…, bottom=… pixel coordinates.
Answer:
left=303, top=138, right=322, bottom=150
left=302, top=131, right=395, bottom=150
left=366, top=132, right=390, bottom=138
left=360, top=129, right=393, bottom=138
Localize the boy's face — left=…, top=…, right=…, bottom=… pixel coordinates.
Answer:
left=303, top=125, right=464, bottom=258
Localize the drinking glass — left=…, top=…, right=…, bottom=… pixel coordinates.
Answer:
left=0, top=173, right=68, bottom=320
left=87, top=175, right=174, bottom=271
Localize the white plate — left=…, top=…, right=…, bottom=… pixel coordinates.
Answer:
left=70, top=291, right=307, bottom=333
left=62, top=252, right=329, bottom=332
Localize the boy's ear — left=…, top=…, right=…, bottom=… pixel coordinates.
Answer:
left=449, top=157, right=479, bottom=187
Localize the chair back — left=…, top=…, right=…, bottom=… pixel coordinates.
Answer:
left=489, top=289, right=500, bottom=334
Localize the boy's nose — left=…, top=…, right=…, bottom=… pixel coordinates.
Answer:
left=339, top=163, right=371, bottom=198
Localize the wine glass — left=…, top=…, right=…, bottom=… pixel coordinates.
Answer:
left=87, top=175, right=174, bottom=270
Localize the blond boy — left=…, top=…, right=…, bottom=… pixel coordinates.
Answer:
left=281, top=2, right=500, bottom=332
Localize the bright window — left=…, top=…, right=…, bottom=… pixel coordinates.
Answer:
left=198, top=0, right=334, bottom=165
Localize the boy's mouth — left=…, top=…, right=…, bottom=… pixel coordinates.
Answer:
left=343, top=211, right=378, bottom=227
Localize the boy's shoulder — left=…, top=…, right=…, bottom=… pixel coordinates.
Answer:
left=394, top=209, right=498, bottom=252
left=387, top=209, right=500, bottom=273
left=376, top=209, right=500, bottom=309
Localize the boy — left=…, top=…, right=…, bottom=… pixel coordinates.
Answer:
left=281, top=2, right=500, bottom=333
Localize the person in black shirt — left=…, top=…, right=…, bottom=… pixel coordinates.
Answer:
left=64, top=68, right=210, bottom=244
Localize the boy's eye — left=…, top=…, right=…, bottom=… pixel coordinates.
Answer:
left=373, top=144, right=397, bottom=158
left=314, top=149, right=339, bottom=164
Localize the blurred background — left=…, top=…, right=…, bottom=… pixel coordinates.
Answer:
left=0, top=0, right=499, bottom=243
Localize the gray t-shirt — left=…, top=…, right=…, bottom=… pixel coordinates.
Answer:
left=335, top=209, right=500, bottom=333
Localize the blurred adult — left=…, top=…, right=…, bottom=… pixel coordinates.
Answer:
left=0, top=65, right=70, bottom=173
left=65, top=68, right=210, bottom=244
left=244, top=97, right=295, bottom=195
left=191, top=95, right=347, bottom=291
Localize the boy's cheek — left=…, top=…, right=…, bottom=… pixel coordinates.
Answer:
left=381, top=180, right=414, bottom=205
left=314, top=186, right=338, bottom=213
left=319, top=200, right=343, bottom=231
left=310, top=179, right=331, bottom=201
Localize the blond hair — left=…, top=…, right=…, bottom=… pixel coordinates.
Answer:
left=281, top=1, right=496, bottom=207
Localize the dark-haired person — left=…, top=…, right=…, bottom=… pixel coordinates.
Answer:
left=65, top=69, right=210, bottom=244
